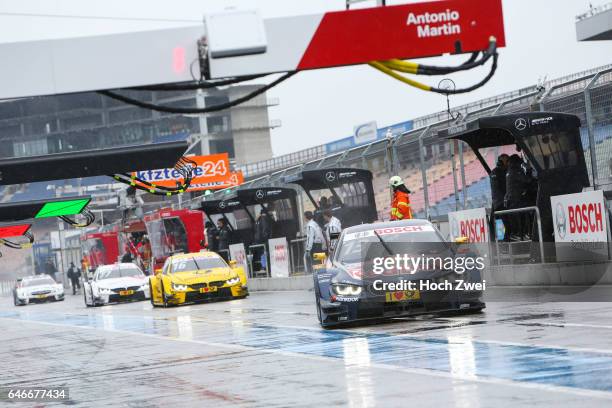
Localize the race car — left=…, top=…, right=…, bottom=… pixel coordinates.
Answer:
left=313, top=219, right=486, bottom=328
left=149, top=251, right=248, bottom=307
left=83, top=263, right=150, bottom=307
left=13, top=275, right=65, bottom=306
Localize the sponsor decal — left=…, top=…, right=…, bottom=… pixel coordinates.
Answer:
left=325, top=171, right=337, bottom=182
left=514, top=118, right=528, bottom=131
left=406, top=9, right=461, bottom=38
left=343, top=225, right=435, bottom=241
left=131, top=154, right=242, bottom=192
left=354, top=121, right=378, bottom=144
left=531, top=116, right=553, bottom=126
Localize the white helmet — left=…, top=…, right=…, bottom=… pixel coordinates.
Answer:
left=389, top=176, right=404, bottom=187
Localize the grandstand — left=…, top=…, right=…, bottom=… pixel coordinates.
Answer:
left=233, top=64, right=612, bottom=220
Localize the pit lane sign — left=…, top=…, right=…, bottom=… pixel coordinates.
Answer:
left=551, top=190, right=609, bottom=261
left=448, top=207, right=489, bottom=243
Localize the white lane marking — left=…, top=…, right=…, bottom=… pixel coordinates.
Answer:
left=2, top=316, right=612, bottom=401
left=517, top=321, right=612, bottom=330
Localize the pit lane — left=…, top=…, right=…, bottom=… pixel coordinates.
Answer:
left=1, top=290, right=612, bottom=407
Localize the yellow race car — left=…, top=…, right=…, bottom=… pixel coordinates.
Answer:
left=149, top=251, right=248, bottom=307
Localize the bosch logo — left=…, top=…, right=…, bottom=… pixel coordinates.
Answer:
left=218, top=201, right=226, bottom=209
left=514, top=118, right=527, bottom=131
left=555, top=202, right=567, bottom=239
left=255, top=190, right=265, bottom=199
left=325, top=171, right=337, bottom=182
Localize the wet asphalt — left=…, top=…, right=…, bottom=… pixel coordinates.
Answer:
left=1, top=289, right=612, bottom=407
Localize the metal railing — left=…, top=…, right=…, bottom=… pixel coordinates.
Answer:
left=492, top=206, right=545, bottom=265
left=289, top=237, right=307, bottom=275
left=247, top=244, right=269, bottom=278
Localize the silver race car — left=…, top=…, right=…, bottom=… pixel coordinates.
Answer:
left=83, top=263, right=150, bottom=307
left=13, top=275, right=65, bottom=306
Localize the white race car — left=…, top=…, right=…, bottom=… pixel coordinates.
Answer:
left=83, top=263, right=150, bottom=307
left=13, top=275, right=65, bottom=306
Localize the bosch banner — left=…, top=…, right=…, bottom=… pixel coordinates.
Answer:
left=551, top=190, right=609, bottom=261
left=132, top=154, right=239, bottom=192
left=268, top=237, right=290, bottom=278
left=448, top=208, right=489, bottom=243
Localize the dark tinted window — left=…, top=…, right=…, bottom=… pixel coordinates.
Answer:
left=525, top=130, right=580, bottom=170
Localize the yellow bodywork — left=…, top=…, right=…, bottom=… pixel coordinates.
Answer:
left=149, top=252, right=248, bottom=307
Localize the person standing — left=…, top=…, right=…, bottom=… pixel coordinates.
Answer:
left=216, top=218, right=231, bottom=261
left=490, top=154, right=509, bottom=240
left=304, top=211, right=326, bottom=273
left=389, top=176, right=412, bottom=221
left=81, top=256, right=90, bottom=280
left=505, top=154, right=529, bottom=241
left=205, top=221, right=219, bottom=252
left=67, top=262, right=81, bottom=295
left=323, top=209, right=342, bottom=253
left=45, top=259, right=57, bottom=282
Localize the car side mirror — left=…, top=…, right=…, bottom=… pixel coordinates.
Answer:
left=454, top=236, right=469, bottom=244
left=229, top=260, right=237, bottom=267
left=329, top=232, right=340, bottom=240
left=313, top=252, right=327, bottom=263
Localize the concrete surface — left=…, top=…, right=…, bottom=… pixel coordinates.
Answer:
left=1, top=290, right=612, bottom=407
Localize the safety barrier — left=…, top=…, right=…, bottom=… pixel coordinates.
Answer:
left=492, top=206, right=545, bottom=265
left=289, top=237, right=307, bottom=275
left=247, top=243, right=269, bottom=278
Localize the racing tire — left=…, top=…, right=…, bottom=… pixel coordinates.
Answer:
left=149, top=285, right=158, bottom=307
left=316, top=296, right=323, bottom=325
left=160, top=282, right=169, bottom=308
left=84, top=290, right=92, bottom=307
left=13, top=294, right=23, bottom=307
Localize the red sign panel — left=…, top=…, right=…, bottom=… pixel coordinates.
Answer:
left=298, top=0, right=505, bottom=70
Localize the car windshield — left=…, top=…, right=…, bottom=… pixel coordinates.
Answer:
left=335, top=226, right=444, bottom=265
left=22, top=276, right=56, bottom=287
left=171, top=257, right=227, bottom=273
left=96, top=266, right=143, bottom=280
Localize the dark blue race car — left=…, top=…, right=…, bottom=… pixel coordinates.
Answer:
left=313, top=219, right=486, bottom=328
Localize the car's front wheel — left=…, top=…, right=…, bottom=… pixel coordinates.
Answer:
left=160, top=282, right=168, bottom=308
left=13, top=294, right=22, bottom=307
left=316, top=296, right=323, bottom=324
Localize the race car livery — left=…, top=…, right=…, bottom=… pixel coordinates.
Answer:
left=83, top=263, right=150, bottom=306
left=149, top=251, right=248, bottom=307
left=313, top=219, right=485, bottom=328
left=13, top=275, right=65, bottom=306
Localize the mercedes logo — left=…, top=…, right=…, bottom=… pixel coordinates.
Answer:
left=514, top=118, right=527, bottom=131
left=255, top=190, right=265, bottom=199
left=325, top=171, right=336, bottom=182
left=555, top=202, right=567, bottom=239
left=218, top=201, right=226, bottom=209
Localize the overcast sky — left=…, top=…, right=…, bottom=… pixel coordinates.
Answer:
left=0, top=0, right=610, bottom=156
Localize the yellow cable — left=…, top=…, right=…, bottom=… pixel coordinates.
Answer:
left=380, top=59, right=419, bottom=74
left=368, top=61, right=431, bottom=91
